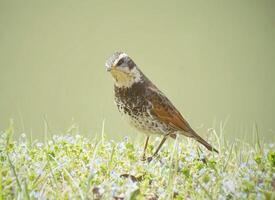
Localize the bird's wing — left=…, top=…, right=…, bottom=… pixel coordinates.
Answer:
left=146, top=85, right=194, bottom=136
left=146, top=84, right=219, bottom=153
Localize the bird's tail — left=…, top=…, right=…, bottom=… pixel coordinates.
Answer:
left=189, top=130, right=219, bottom=153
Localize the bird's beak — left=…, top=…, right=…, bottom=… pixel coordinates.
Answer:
left=106, top=64, right=114, bottom=72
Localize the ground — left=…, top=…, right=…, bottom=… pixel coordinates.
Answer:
left=0, top=123, right=274, bottom=200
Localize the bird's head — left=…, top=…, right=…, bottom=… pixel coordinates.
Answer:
left=105, top=52, right=142, bottom=88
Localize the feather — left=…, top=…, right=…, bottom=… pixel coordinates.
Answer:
left=147, top=85, right=218, bottom=153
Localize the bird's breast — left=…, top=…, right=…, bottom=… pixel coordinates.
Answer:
left=114, top=83, right=148, bottom=118
left=114, top=83, right=173, bottom=135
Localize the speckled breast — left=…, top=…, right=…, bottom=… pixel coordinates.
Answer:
left=114, top=83, right=171, bottom=135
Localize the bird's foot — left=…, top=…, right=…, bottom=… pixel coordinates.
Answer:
left=141, top=155, right=147, bottom=162
left=141, top=154, right=159, bottom=163
left=141, top=155, right=153, bottom=163
left=147, top=156, right=153, bottom=163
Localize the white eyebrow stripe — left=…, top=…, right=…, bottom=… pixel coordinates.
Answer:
left=118, top=53, right=128, bottom=60
left=105, top=52, right=131, bottom=69
left=114, top=53, right=128, bottom=65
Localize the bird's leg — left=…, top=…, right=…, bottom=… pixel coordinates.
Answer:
left=141, top=136, right=150, bottom=161
left=153, top=134, right=169, bottom=157
left=147, top=134, right=169, bottom=162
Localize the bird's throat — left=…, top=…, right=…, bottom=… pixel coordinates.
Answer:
left=111, top=69, right=139, bottom=88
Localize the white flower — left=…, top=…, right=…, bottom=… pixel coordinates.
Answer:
left=76, top=134, right=81, bottom=139
left=240, top=162, right=247, bottom=168
left=25, top=155, right=31, bottom=161
left=32, top=191, right=40, bottom=198
left=36, top=168, right=45, bottom=176
left=222, top=179, right=236, bottom=194
left=198, top=168, right=206, bottom=176
left=90, top=167, right=98, bottom=175
left=111, top=183, right=119, bottom=196
left=117, top=142, right=126, bottom=152
left=36, top=143, right=44, bottom=148
left=123, top=136, right=128, bottom=142
left=110, top=171, right=120, bottom=179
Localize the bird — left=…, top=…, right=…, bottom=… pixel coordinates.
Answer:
left=105, top=52, right=218, bottom=161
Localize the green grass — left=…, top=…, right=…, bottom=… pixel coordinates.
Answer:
left=0, top=122, right=274, bottom=199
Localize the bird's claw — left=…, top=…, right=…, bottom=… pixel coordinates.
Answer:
left=141, top=155, right=153, bottom=163
left=141, top=156, right=147, bottom=161
left=147, top=156, right=153, bottom=163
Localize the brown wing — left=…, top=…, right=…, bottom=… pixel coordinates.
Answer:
left=146, top=84, right=219, bottom=153
left=146, top=85, right=194, bottom=136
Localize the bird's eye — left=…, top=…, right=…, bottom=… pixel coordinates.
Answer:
left=116, top=58, right=124, bottom=66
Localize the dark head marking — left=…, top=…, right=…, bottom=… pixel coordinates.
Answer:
left=105, top=52, right=137, bottom=70
left=105, top=52, right=124, bottom=69
left=127, top=59, right=136, bottom=69
left=117, top=58, right=125, bottom=66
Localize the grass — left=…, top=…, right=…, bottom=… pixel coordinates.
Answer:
left=0, top=121, right=274, bottom=199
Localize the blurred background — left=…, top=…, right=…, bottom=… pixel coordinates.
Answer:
left=0, top=0, right=274, bottom=142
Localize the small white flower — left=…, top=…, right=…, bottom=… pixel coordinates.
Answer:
left=240, top=162, right=247, bottom=168
left=36, top=168, right=45, bottom=176
left=117, top=142, right=126, bottom=152
left=111, top=183, right=120, bottom=197
left=110, top=171, right=120, bottom=179
left=105, top=142, right=112, bottom=151
left=90, top=168, right=98, bottom=175
left=25, top=155, right=31, bottom=161
left=222, top=179, right=236, bottom=194
left=32, top=191, right=40, bottom=198
left=76, top=134, right=81, bottom=139
left=98, top=187, right=105, bottom=195
left=36, top=143, right=44, bottom=148
left=198, top=168, right=206, bottom=176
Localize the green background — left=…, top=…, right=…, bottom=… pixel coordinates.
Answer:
left=0, top=0, right=274, bottom=142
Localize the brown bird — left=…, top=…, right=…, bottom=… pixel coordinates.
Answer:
left=106, top=52, right=218, bottom=161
